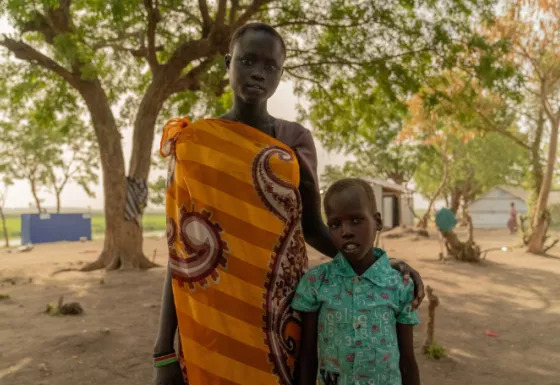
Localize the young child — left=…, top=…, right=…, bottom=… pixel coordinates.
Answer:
left=293, top=178, right=420, bottom=385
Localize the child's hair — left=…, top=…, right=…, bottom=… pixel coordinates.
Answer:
left=324, top=178, right=378, bottom=214
left=229, top=22, right=287, bottom=56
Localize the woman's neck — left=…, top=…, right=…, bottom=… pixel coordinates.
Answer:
left=229, top=96, right=271, bottom=129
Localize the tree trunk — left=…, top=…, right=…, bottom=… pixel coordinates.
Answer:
left=529, top=108, right=545, bottom=208
left=450, top=187, right=462, bottom=215
left=77, top=80, right=156, bottom=271
left=527, top=116, right=559, bottom=254
left=29, top=178, right=43, bottom=213
left=418, top=149, right=449, bottom=229
left=0, top=207, right=9, bottom=248
left=56, top=191, right=62, bottom=214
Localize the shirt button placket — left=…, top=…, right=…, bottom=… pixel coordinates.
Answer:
left=352, top=277, right=360, bottom=384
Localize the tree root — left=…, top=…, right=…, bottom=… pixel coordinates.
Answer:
left=543, top=239, right=559, bottom=254
left=80, top=251, right=159, bottom=272
left=439, top=214, right=481, bottom=262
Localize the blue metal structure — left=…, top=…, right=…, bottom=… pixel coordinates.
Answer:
left=21, top=213, right=92, bottom=244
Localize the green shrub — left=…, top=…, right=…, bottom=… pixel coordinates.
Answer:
left=426, top=343, right=446, bottom=360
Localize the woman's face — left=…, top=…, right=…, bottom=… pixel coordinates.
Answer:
left=227, top=30, right=285, bottom=105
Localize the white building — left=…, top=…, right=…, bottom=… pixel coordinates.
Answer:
left=469, top=186, right=528, bottom=229
left=362, top=178, right=415, bottom=228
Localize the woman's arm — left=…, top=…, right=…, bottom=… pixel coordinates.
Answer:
left=154, top=266, right=178, bottom=354
left=397, top=324, right=420, bottom=385
left=295, top=311, right=319, bottom=385
left=299, top=177, right=338, bottom=258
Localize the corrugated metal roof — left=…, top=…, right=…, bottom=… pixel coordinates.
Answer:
left=471, top=186, right=560, bottom=207
left=498, top=186, right=529, bottom=201
left=361, top=177, right=410, bottom=193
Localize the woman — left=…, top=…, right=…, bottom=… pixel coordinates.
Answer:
left=153, top=23, right=425, bottom=385
left=507, top=202, right=518, bottom=234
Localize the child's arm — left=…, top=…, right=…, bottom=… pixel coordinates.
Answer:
left=295, top=311, right=319, bottom=385
left=397, top=323, right=420, bottom=385
left=396, top=278, right=421, bottom=385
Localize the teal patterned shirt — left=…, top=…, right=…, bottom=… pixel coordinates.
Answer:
left=292, top=249, right=419, bottom=385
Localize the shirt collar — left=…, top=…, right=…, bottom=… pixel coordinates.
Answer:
left=332, top=248, right=393, bottom=286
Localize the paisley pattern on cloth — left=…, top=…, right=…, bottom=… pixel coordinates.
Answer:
left=161, top=118, right=308, bottom=385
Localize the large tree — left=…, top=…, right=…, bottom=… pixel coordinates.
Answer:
left=1, top=0, right=500, bottom=270
left=495, top=0, right=560, bottom=253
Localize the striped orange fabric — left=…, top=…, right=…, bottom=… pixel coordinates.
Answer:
left=160, top=118, right=308, bottom=385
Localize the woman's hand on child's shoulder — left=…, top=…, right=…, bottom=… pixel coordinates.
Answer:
left=389, top=259, right=425, bottom=309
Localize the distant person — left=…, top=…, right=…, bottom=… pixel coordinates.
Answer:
left=294, top=178, right=420, bottom=385
left=507, top=202, right=518, bottom=234
left=153, top=23, right=425, bottom=385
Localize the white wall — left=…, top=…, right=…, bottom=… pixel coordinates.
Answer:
left=469, top=188, right=527, bottom=228
left=400, top=197, right=415, bottom=227
left=372, top=184, right=383, bottom=219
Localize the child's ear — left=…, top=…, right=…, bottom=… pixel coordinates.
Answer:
left=374, top=212, right=383, bottom=231
left=224, top=54, right=232, bottom=69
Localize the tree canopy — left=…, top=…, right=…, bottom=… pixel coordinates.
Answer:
left=0, top=0, right=519, bottom=268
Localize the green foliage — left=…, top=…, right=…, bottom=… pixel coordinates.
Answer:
left=318, top=118, right=422, bottom=187
left=293, top=0, right=511, bottom=151
left=0, top=68, right=99, bottom=211
left=413, top=133, right=528, bottom=201
left=426, top=343, right=446, bottom=360
left=320, top=164, right=351, bottom=189
left=1, top=0, right=508, bottom=131
left=149, top=176, right=167, bottom=206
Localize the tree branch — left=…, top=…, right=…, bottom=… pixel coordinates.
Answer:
left=285, top=47, right=435, bottom=71
left=215, top=0, right=228, bottom=27
left=272, top=18, right=371, bottom=29
left=144, top=0, right=161, bottom=72
left=284, top=68, right=344, bottom=115
left=0, top=38, right=79, bottom=89
left=472, top=104, right=531, bottom=151
left=92, top=31, right=142, bottom=50
left=167, top=59, right=215, bottom=95
left=198, top=0, right=213, bottom=36
left=229, top=0, right=240, bottom=24
left=166, top=38, right=213, bottom=74
left=233, top=0, right=272, bottom=30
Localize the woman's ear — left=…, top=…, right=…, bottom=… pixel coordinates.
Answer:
left=224, top=54, right=232, bottom=69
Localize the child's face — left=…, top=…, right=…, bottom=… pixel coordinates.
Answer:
left=325, top=186, right=382, bottom=264
left=227, top=30, right=284, bottom=105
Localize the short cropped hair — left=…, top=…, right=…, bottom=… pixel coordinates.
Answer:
left=229, top=22, right=287, bottom=57
left=324, top=178, right=378, bottom=214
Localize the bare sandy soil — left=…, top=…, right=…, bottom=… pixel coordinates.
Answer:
left=1, top=229, right=559, bottom=385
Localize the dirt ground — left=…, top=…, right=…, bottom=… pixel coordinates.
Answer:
left=1, top=229, right=559, bottom=385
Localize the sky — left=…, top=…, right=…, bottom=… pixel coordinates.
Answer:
left=0, top=17, right=431, bottom=211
